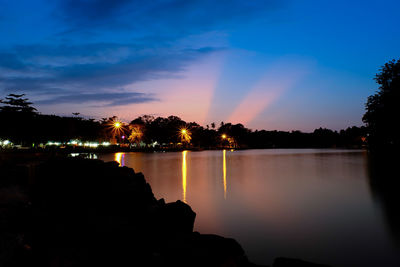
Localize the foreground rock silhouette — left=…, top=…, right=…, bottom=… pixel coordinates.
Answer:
left=0, top=157, right=330, bottom=267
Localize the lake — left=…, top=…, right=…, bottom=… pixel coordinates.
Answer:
left=97, top=149, right=400, bottom=266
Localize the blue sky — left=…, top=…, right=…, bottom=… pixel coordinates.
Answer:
left=0, top=0, right=399, bottom=131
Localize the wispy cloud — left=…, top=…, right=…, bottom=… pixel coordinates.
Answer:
left=0, top=0, right=281, bottom=107
left=0, top=44, right=223, bottom=95
left=36, top=92, right=157, bottom=106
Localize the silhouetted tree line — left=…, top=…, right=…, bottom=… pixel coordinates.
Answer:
left=2, top=58, right=398, bottom=150
left=0, top=94, right=102, bottom=146
left=129, top=116, right=365, bottom=149
left=0, top=94, right=366, bottom=149
left=363, top=58, right=400, bottom=151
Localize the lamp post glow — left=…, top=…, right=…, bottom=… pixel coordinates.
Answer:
left=108, top=119, right=124, bottom=145
left=221, top=134, right=232, bottom=148
left=114, top=121, right=121, bottom=129
left=179, top=128, right=191, bottom=143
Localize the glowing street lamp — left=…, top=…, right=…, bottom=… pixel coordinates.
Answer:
left=221, top=134, right=231, bottom=148
left=179, top=127, right=191, bottom=143
left=110, top=119, right=123, bottom=134
left=114, top=121, right=121, bottom=129
left=107, top=118, right=124, bottom=145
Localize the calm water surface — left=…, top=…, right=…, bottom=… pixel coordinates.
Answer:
left=98, top=149, right=400, bottom=266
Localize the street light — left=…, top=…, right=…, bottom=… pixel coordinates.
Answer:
left=114, top=121, right=121, bottom=129
left=108, top=118, right=124, bottom=145
left=221, top=134, right=231, bottom=149
left=110, top=119, right=123, bottom=134
left=179, top=127, right=191, bottom=143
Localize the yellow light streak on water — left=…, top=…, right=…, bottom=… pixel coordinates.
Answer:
left=115, top=152, right=125, bottom=166
left=182, top=150, right=187, bottom=203
left=223, top=149, right=227, bottom=199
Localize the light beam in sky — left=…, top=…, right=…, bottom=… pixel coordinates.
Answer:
left=227, top=59, right=311, bottom=126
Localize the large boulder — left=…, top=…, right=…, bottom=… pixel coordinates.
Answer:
left=273, top=257, right=331, bottom=267
left=161, top=200, right=196, bottom=234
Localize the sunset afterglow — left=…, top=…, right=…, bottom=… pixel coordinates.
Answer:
left=1, top=1, right=398, bottom=131
left=1, top=1, right=400, bottom=267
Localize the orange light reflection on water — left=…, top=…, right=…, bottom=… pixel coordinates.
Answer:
left=223, top=149, right=227, bottom=199
left=182, top=150, right=187, bottom=203
left=115, top=152, right=125, bottom=166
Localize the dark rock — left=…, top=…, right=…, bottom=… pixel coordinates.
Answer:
left=103, top=160, right=119, bottom=168
left=273, top=257, right=331, bottom=267
left=0, top=157, right=331, bottom=267
left=162, top=200, right=196, bottom=234
left=159, top=232, right=251, bottom=267
left=158, top=198, right=166, bottom=205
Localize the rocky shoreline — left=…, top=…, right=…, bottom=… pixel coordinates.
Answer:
left=0, top=157, right=330, bottom=267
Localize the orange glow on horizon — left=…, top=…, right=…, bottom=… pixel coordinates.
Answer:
left=113, top=54, right=223, bottom=126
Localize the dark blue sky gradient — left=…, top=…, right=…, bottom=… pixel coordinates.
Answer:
left=0, top=0, right=399, bottom=130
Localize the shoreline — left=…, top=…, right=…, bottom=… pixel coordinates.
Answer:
left=0, top=145, right=365, bottom=154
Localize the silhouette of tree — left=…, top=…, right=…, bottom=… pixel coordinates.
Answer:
left=0, top=94, right=37, bottom=113
left=0, top=94, right=38, bottom=144
left=0, top=93, right=366, bottom=149
left=363, top=59, right=400, bottom=150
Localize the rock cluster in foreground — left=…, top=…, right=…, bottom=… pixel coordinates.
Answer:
left=0, top=157, right=330, bottom=267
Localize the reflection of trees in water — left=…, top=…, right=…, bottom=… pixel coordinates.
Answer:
left=367, top=154, right=400, bottom=245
